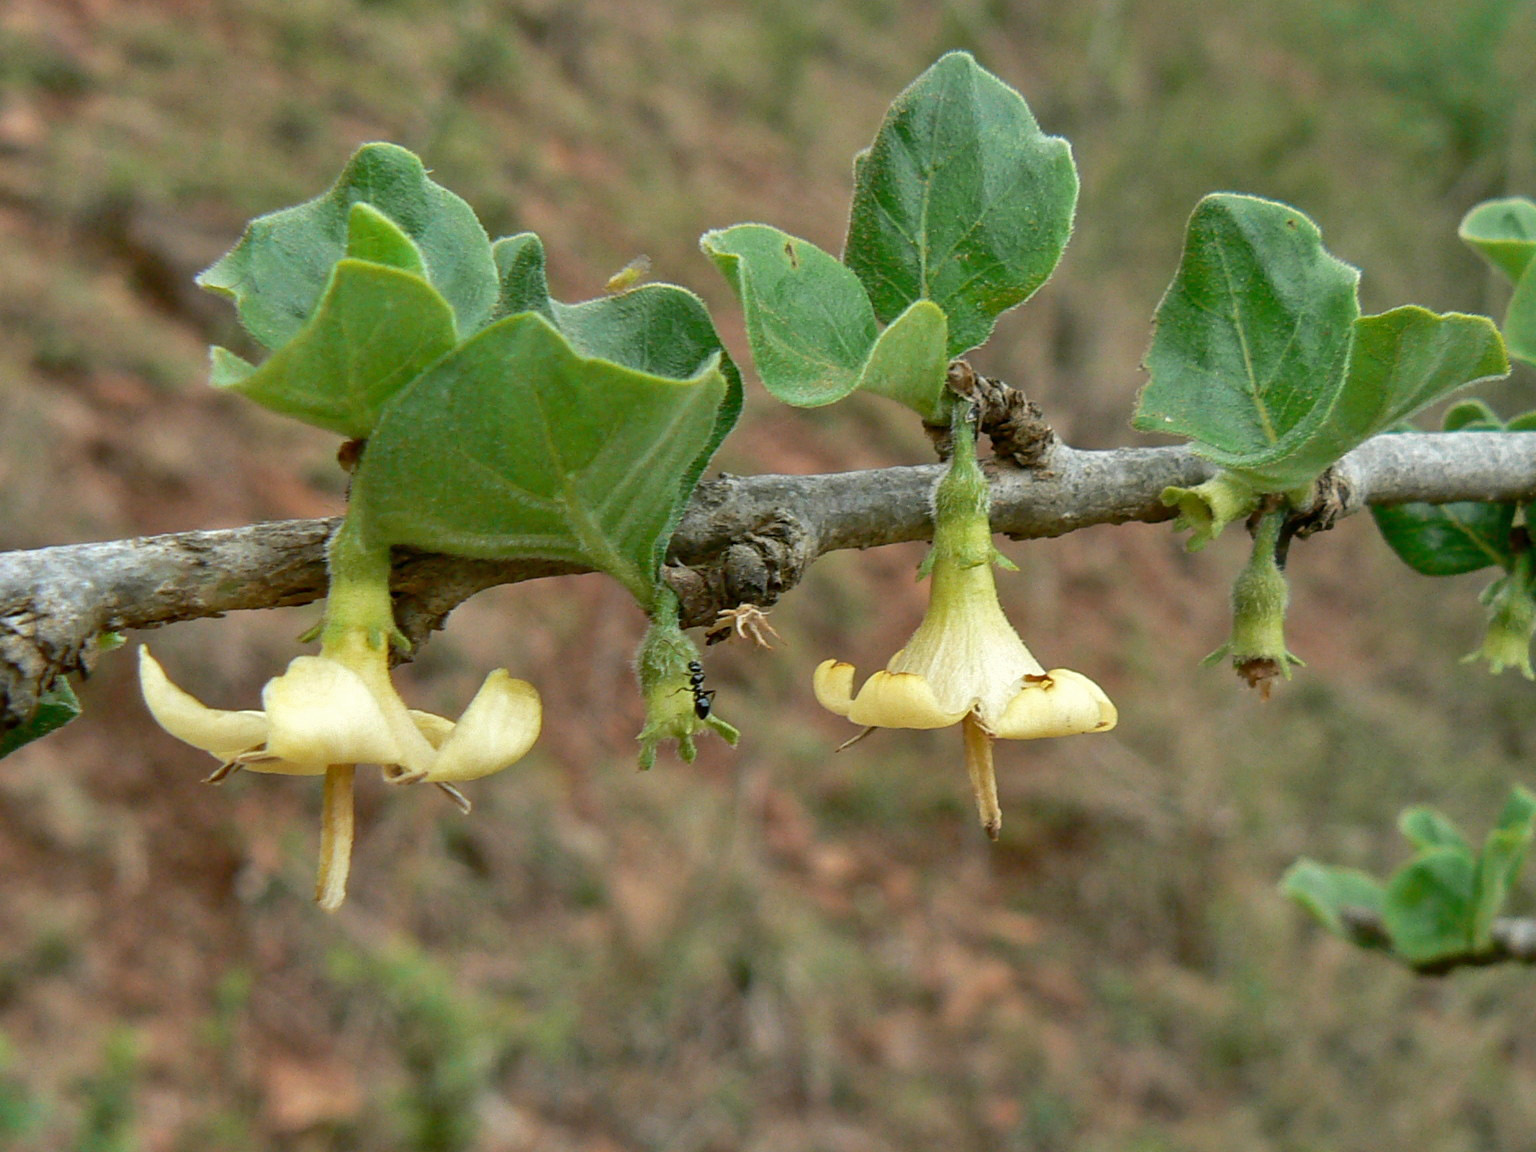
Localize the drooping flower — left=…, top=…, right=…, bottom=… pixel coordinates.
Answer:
left=140, top=642, right=540, bottom=909
left=813, top=402, right=1115, bottom=838
left=138, top=521, right=540, bottom=910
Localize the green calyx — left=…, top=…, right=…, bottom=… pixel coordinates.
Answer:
left=921, top=400, right=1016, bottom=585
left=316, top=516, right=409, bottom=657
left=1204, top=507, right=1304, bottom=695
left=634, top=590, right=739, bottom=771
left=1160, top=472, right=1266, bottom=551
left=1466, top=549, right=1536, bottom=679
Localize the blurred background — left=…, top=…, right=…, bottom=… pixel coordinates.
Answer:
left=1, top=1, right=1535, bottom=1149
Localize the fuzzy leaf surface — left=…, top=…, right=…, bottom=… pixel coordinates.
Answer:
left=844, top=50, right=1077, bottom=356
left=486, top=230, right=743, bottom=532
left=1460, top=197, right=1536, bottom=285
left=354, top=313, right=728, bottom=608
left=701, top=224, right=878, bottom=405
left=1461, top=198, right=1536, bottom=364
left=208, top=259, right=458, bottom=438
left=1371, top=501, right=1516, bottom=576
left=198, top=143, right=497, bottom=347
left=1134, top=194, right=1360, bottom=473
left=1372, top=410, right=1518, bottom=576
left=1472, top=786, right=1536, bottom=949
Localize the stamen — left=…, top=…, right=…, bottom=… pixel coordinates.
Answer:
left=202, top=761, right=242, bottom=784
left=835, top=726, right=877, bottom=752
left=434, top=781, right=472, bottom=814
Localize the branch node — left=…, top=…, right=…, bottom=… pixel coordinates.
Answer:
left=942, top=360, right=1057, bottom=469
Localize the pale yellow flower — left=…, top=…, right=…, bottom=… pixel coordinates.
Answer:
left=139, top=642, right=540, bottom=908
left=812, top=546, right=1115, bottom=839
left=813, top=402, right=1115, bottom=838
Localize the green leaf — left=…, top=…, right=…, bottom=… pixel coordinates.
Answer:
left=1281, top=859, right=1388, bottom=945
left=1443, top=398, right=1501, bottom=430
left=1371, top=407, right=1518, bottom=576
left=345, top=201, right=427, bottom=276
left=550, top=284, right=744, bottom=575
left=486, top=233, right=744, bottom=551
left=700, top=224, right=949, bottom=419
left=856, top=299, right=950, bottom=422
left=1459, top=197, right=1536, bottom=285
left=490, top=232, right=555, bottom=322
left=1398, top=806, right=1471, bottom=853
left=353, top=313, right=728, bottom=610
left=0, top=679, right=81, bottom=760
left=701, top=224, right=878, bottom=405
left=1134, top=194, right=1360, bottom=472
left=1241, top=307, right=1505, bottom=488
left=1382, top=846, right=1478, bottom=965
left=1508, top=409, right=1536, bottom=432
left=1371, top=501, right=1516, bottom=575
left=844, top=50, right=1078, bottom=356
left=553, top=285, right=726, bottom=380
left=206, top=258, right=458, bottom=438
left=1499, top=260, right=1536, bottom=366
left=1472, top=788, right=1536, bottom=949
left=198, top=142, right=498, bottom=347
left=1459, top=199, right=1536, bottom=365
left=1137, top=198, right=1507, bottom=498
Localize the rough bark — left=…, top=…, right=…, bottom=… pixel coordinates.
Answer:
left=3, top=432, right=1534, bottom=728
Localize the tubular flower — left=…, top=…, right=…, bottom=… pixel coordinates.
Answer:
left=140, top=642, right=539, bottom=909
left=137, top=523, right=541, bottom=910
left=813, top=403, right=1115, bottom=838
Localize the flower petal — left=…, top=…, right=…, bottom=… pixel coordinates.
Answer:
left=138, top=646, right=269, bottom=762
left=408, top=710, right=456, bottom=750
left=262, top=656, right=404, bottom=769
left=989, top=668, right=1117, bottom=739
left=811, top=659, right=857, bottom=717
left=421, top=670, right=542, bottom=783
left=847, top=670, right=969, bottom=730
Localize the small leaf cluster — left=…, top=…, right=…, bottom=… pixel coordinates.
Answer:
left=1283, top=788, right=1536, bottom=972
left=1372, top=400, right=1536, bottom=677
left=701, top=51, right=1077, bottom=423
left=1134, top=194, right=1508, bottom=548
left=201, top=144, right=740, bottom=614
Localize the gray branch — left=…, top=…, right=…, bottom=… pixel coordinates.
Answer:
left=1338, top=906, right=1536, bottom=975
left=3, top=432, right=1534, bottom=727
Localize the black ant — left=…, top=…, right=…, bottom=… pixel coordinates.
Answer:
left=685, top=659, right=716, bottom=720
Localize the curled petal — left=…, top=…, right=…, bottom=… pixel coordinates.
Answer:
left=262, top=656, right=403, bottom=769
left=421, top=670, right=542, bottom=783
left=990, top=668, right=1117, bottom=740
left=847, top=670, right=969, bottom=730
left=139, top=646, right=268, bottom=762
left=408, top=710, right=456, bottom=750
left=811, top=659, right=857, bottom=717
